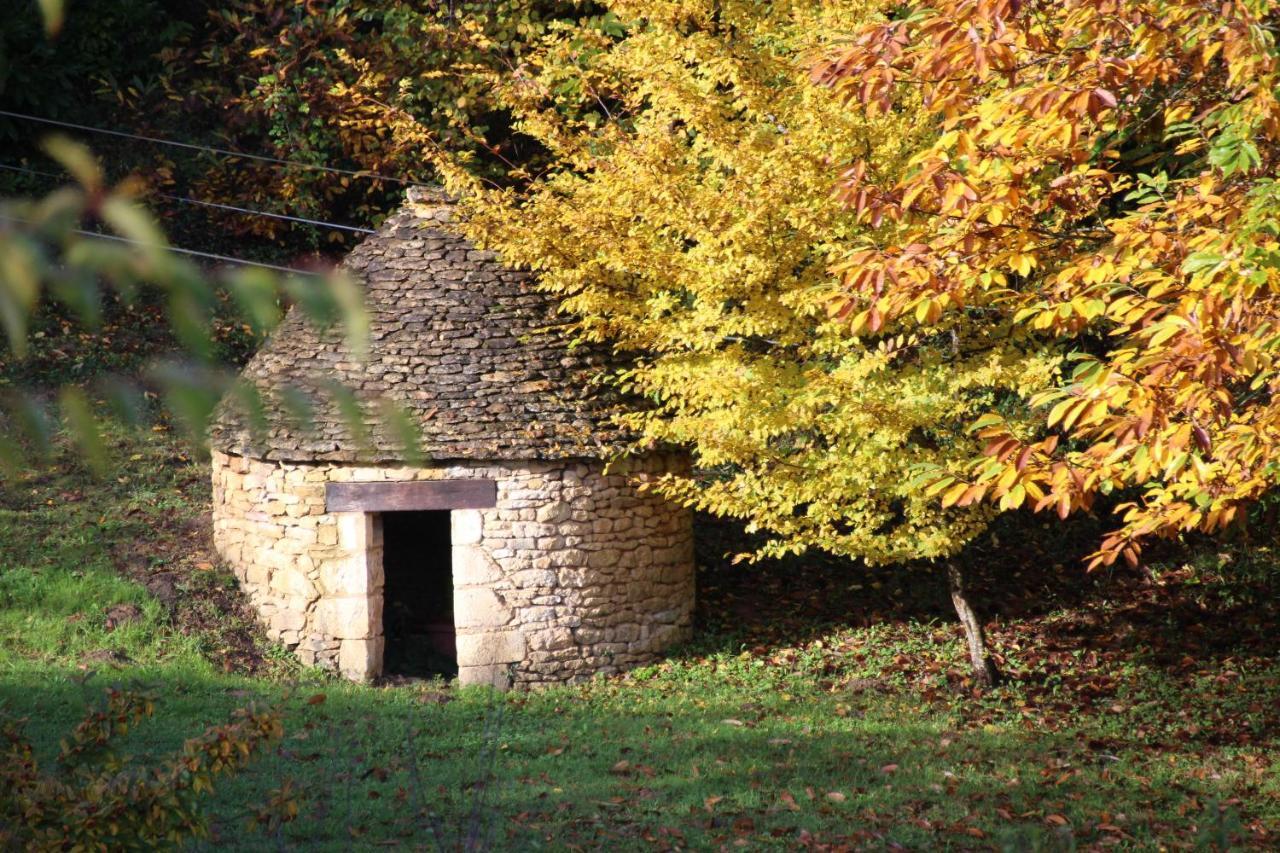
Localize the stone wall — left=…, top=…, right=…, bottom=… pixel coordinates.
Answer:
left=210, top=451, right=695, bottom=686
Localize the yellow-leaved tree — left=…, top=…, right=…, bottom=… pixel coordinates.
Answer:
left=442, top=0, right=1063, bottom=684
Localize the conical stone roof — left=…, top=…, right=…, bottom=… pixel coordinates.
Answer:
left=210, top=188, right=629, bottom=463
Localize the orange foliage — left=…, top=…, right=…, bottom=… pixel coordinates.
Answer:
left=813, top=0, right=1280, bottom=566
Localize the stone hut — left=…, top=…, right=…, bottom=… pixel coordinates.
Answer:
left=209, top=188, right=694, bottom=687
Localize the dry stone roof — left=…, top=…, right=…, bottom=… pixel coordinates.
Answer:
left=210, top=188, right=630, bottom=463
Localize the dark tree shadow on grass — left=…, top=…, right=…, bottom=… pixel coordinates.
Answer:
left=694, top=509, right=1126, bottom=648
left=0, top=671, right=1267, bottom=850
left=691, top=511, right=1280, bottom=749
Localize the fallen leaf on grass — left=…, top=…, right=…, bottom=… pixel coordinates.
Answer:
left=307, top=694, right=327, bottom=705
left=826, top=791, right=847, bottom=803
left=880, top=764, right=899, bottom=774
left=704, top=795, right=724, bottom=812
left=777, top=791, right=801, bottom=812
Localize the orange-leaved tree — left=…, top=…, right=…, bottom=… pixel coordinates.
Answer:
left=813, top=0, right=1280, bottom=568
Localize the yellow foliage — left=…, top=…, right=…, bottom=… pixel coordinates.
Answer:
left=448, top=0, right=1060, bottom=563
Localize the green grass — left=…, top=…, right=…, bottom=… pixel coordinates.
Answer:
left=2, top=428, right=1278, bottom=849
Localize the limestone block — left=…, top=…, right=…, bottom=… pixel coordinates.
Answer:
left=511, top=569, right=556, bottom=589
left=518, top=606, right=556, bottom=623
left=268, top=606, right=308, bottom=634
left=315, top=595, right=383, bottom=639
left=453, top=546, right=502, bottom=585
left=273, top=537, right=308, bottom=556
left=339, top=636, right=384, bottom=681
left=245, top=562, right=271, bottom=588
left=458, top=664, right=513, bottom=689
left=455, top=630, right=526, bottom=666
left=646, top=621, right=689, bottom=651
left=452, top=510, right=483, bottom=545
left=587, top=549, right=620, bottom=569
left=320, top=559, right=362, bottom=597
left=455, top=587, right=511, bottom=629
left=337, top=512, right=376, bottom=553
left=526, top=627, right=575, bottom=652
left=535, top=500, right=571, bottom=523
left=545, top=551, right=580, bottom=571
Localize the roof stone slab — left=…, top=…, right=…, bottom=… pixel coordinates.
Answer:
left=210, top=188, right=630, bottom=463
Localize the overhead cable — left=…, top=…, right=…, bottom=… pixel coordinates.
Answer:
left=0, top=109, right=431, bottom=187
left=0, top=215, right=327, bottom=276
left=154, top=195, right=375, bottom=234
left=0, top=162, right=375, bottom=234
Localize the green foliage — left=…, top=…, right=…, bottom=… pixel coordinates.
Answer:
left=454, top=0, right=1058, bottom=564
left=0, top=686, right=282, bottom=850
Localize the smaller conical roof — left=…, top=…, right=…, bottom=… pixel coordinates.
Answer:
left=210, top=188, right=629, bottom=463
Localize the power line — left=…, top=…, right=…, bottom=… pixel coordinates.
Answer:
left=0, top=108, right=432, bottom=187
left=0, top=215, right=326, bottom=276
left=73, top=230, right=328, bottom=276
left=0, top=163, right=69, bottom=182
left=0, top=163, right=62, bottom=181
left=0, top=162, right=375, bottom=234
left=156, top=194, right=375, bottom=235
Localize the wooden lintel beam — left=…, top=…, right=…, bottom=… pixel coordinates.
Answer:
left=325, top=479, right=497, bottom=513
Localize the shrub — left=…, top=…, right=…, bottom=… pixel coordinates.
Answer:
left=0, top=686, right=282, bottom=850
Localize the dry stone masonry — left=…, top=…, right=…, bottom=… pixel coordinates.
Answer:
left=210, top=188, right=695, bottom=686
left=211, top=187, right=627, bottom=462
left=211, top=452, right=694, bottom=686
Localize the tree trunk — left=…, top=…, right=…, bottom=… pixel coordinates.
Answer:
left=946, top=562, right=1000, bottom=688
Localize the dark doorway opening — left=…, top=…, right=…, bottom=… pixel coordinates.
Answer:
left=381, top=510, right=456, bottom=679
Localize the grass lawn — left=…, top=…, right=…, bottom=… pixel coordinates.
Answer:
left=1, top=427, right=1278, bottom=850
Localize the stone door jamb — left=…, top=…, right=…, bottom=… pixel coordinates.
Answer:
left=326, top=478, right=498, bottom=682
